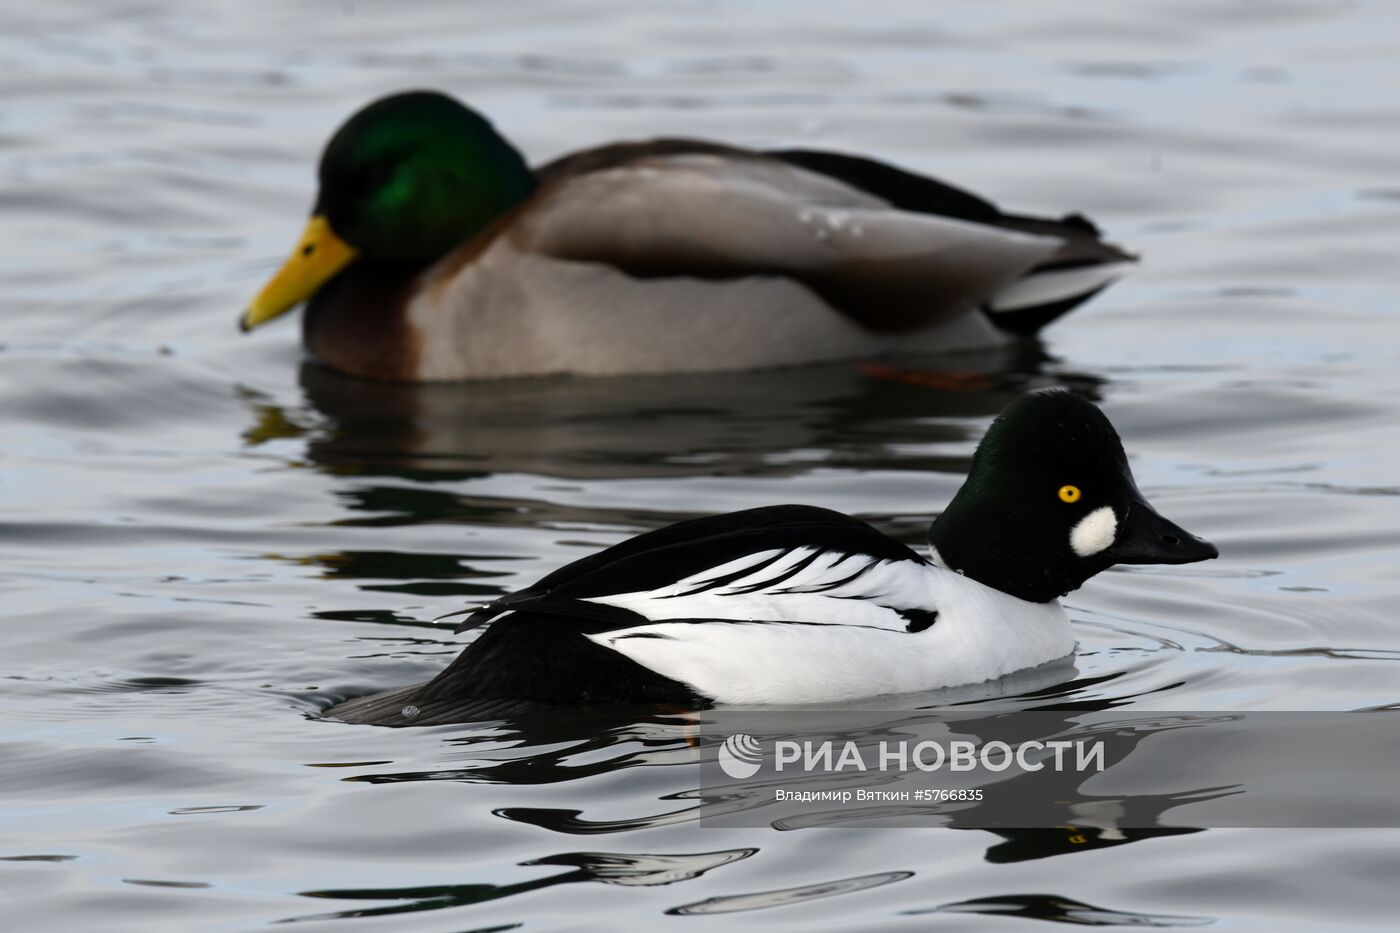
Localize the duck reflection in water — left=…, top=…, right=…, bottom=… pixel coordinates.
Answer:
left=244, top=345, right=1104, bottom=483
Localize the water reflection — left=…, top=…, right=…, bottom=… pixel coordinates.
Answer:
left=327, top=704, right=1237, bottom=868
left=345, top=710, right=698, bottom=786
left=924, top=892, right=1213, bottom=925
left=298, top=549, right=517, bottom=599
left=979, top=827, right=1203, bottom=864
left=245, top=347, right=1104, bottom=483
left=665, top=870, right=914, bottom=916
left=292, top=848, right=756, bottom=922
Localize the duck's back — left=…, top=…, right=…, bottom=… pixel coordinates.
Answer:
left=405, top=142, right=1080, bottom=379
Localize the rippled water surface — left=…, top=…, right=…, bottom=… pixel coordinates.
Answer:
left=4, top=1, right=1400, bottom=929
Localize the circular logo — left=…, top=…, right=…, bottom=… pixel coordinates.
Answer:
left=717, top=733, right=764, bottom=779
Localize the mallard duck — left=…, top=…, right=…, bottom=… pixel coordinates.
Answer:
left=325, top=390, right=1216, bottom=725
left=242, top=91, right=1134, bottom=381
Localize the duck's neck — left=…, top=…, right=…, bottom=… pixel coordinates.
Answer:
left=303, top=260, right=422, bottom=381
left=928, top=508, right=1066, bottom=605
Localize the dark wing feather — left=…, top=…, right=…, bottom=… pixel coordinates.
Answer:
left=456, top=504, right=921, bottom=633
left=771, top=148, right=1133, bottom=268
left=767, top=148, right=1004, bottom=225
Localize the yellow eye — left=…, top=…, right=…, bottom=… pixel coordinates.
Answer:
left=1058, top=485, right=1081, bottom=504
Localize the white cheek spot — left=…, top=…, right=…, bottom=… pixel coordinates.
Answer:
left=1070, top=506, right=1118, bottom=557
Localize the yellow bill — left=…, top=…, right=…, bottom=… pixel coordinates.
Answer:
left=240, top=216, right=358, bottom=331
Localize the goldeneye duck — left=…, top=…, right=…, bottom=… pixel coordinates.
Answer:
left=240, top=90, right=1133, bottom=381
left=326, top=389, right=1216, bottom=725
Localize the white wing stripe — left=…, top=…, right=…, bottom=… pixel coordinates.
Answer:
left=634, top=548, right=785, bottom=599
left=583, top=547, right=935, bottom=632
left=777, top=553, right=874, bottom=594
left=763, top=549, right=855, bottom=593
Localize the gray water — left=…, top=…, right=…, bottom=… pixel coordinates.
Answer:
left=4, top=1, right=1400, bottom=929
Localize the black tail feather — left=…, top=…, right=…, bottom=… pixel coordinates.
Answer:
left=322, top=610, right=706, bottom=727
left=323, top=682, right=552, bottom=726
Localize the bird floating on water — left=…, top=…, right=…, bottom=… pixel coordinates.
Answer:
left=325, top=389, right=1216, bottom=725
left=242, top=91, right=1134, bottom=380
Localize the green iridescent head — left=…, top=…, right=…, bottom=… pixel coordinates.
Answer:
left=315, top=90, right=534, bottom=263
left=242, top=90, right=534, bottom=331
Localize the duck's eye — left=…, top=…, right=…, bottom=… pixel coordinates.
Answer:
left=1058, top=485, right=1082, bottom=504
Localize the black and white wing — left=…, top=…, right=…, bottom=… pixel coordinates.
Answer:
left=325, top=505, right=1054, bottom=720
left=456, top=504, right=938, bottom=636
left=341, top=505, right=947, bottom=717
